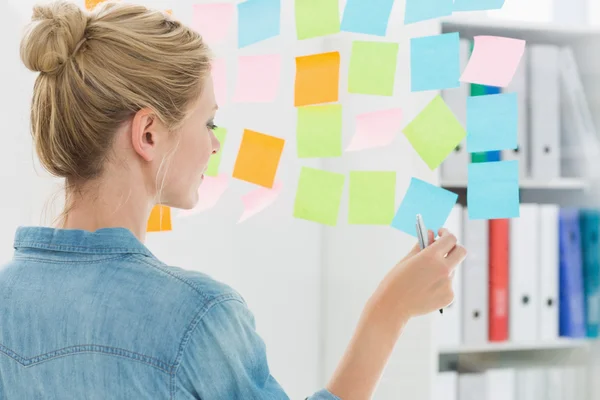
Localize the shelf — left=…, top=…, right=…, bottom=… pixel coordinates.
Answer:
left=441, top=178, right=588, bottom=190
left=441, top=16, right=600, bottom=43
left=439, top=339, right=591, bottom=355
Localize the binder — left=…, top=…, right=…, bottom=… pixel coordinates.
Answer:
left=559, top=208, right=586, bottom=338
left=441, top=39, right=471, bottom=181
left=462, top=217, right=489, bottom=345
left=509, top=204, right=540, bottom=342
left=489, top=219, right=509, bottom=342
left=434, top=372, right=458, bottom=400
left=516, top=368, right=544, bottom=400
left=435, top=205, right=463, bottom=348
left=579, top=209, right=600, bottom=338
left=562, top=366, right=587, bottom=400
left=502, top=49, right=529, bottom=178
left=459, top=373, right=485, bottom=400
left=529, top=45, right=561, bottom=180
left=486, top=369, right=516, bottom=400
left=539, top=204, right=560, bottom=341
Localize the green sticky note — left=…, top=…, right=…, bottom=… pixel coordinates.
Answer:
left=205, top=127, right=227, bottom=176
left=293, top=167, right=345, bottom=226
left=295, top=0, right=340, bottom=40
left=349, top=171, right=396, bottom=225
left=403, top=95, right=467, bottom=170
left=297, top=104, right=342, bottom=158
left=348, top=41, right=399, bottom=96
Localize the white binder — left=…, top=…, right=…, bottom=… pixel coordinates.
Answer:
left=538, top=204, right=560, bottom=341
left=459, top=373, right=486, bottom=400
left=510, top=204, right=540, bottom=342
left=544, top=367, right=564, bottom=400
left=435, top=205, right=463, bottom=348
left=462, top=217, right=489, bottom=345
left=434, top=372, right=458, bottom=400
left=502, top=48, right=529, bottom=178
left=486, top=369, right=516, bottom=400
left=529, top=45, right=561, bottom=180
left=516, top=368, right=544, bottom=400
left=441, top=39, right=471, bottom=182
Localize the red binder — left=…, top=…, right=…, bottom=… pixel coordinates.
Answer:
left=489, top=219, right=509, bottom=342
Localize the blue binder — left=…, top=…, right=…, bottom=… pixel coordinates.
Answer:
left=559, top=208, right=586, bottom=338
left=484, top=86, right=501, bottom=162
left=579, top=209, right=600, bottom=338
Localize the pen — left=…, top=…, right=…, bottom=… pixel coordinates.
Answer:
left=416, top=214, right=443, bottom=315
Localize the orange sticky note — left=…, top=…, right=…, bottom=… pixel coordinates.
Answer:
left=232, top=129, right=285, bottom=188
left=85, top=0, right=106, bottom=10
left=294, top=52, right=340, bottom=107
left=147, top=205, right=172, bottom=232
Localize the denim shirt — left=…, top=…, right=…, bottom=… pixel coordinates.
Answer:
left=0, top=226, right=341, bottom=400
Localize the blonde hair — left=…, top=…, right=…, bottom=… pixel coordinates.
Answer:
left=19, top=0, right=212, bottom=223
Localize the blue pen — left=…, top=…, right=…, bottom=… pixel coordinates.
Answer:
left=416, top=214, right=443, bottom=315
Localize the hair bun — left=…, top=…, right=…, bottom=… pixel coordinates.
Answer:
left=20, top=1, right=88, bottom=76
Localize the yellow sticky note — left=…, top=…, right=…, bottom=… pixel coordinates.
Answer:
left=294, top=52, right=340, bottom=107
left=85, top=0, right=106, bottom=10
left=147, top=205, right=172, bottom=232
left=232, top=129, right=285, bottom=188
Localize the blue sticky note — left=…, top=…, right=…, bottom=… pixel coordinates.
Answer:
left=391, top=178, right=458, bottom=237
left=404, top=0, right=453, bottom=25
left=454, top=0, right=505, bottom=12
left=467, top=93, right=518, bottom=153
left=341, top=0, right=395, bottom=36
left=238, top=0, right=281, bottom=48
left=411, top=32, right=460, bottom=92
left=467, top=160, right=520, bottom=220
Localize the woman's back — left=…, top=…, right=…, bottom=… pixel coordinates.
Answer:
left=0, top=226, right=288, bottom=399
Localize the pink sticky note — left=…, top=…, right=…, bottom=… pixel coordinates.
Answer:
left=211, top=58, right=227, bottom=106
left=233, top=54, right=281, bottom=103
left=192, top=3, right=235, bottom=46
left=346, top=108, right=403, bottom=152
left=177, top=174, right=228, bottom=217
left=238, top=181, right=282, bottom=223
left=460, top=36, right=526, bottom=87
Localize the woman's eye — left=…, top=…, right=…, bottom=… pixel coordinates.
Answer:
left=207, top=121, right=218, bottom=130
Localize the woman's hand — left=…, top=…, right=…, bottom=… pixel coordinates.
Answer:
left=371, top=228, right=467, bottom=320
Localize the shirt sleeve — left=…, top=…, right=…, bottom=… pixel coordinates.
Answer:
left=176, top=296, right=341, bottom=400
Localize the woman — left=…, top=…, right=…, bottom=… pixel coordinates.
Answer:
left=0, top=1, right=466, bottom=399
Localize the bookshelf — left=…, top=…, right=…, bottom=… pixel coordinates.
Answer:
left=441, top=178, right=589, bottom=190
left=439, top=338, right=591, bottom=355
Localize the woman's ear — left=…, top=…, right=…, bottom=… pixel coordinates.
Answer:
left=131, top=108, right=161, bottom=162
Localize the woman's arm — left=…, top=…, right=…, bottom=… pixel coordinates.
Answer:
left=325, top=229, right=466, bottom=400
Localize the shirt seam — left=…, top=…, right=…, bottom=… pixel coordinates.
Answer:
left=170, top=295, right=245, bottom=400
left=12, top=255, right=130, bottom=264
left=13, top=240, right=150, bottom=255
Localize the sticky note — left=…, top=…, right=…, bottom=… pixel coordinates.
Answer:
left=297, top=104, right=342, bottom=158
left=191, top=3, right=235, bottom=45
left=177, top=175, right=229, bottom=217
left=293, top=167, right=345, bottom=226
left=460, top=36, right=526, bottom=87
left=238, top=0, right=281, bottom=48
left=294, top=52, right=340, bottom=106
left=348, top=41, right=399, bottom=96
left=346, top=108, right=402, bottom=152
left=238, top=181, right=282, bottom=223
left=467, top=160, right=520, bottom=220
left=411, top=32, right=460, bottom=92
left=295, top=0, right=340, bottom=40
left=211, top=58, right=227, bottom=106
left=340, top=0, right=395, bottom=36
left=232, top=129, right=285, bottom=188
left=147, top=205, right=172, bottom=232
left=404, top=0, right=453, bottom=25
left=466, top=93, right=518, bottom=153
left=85, top=0, right=106, bottom=10
left=391, top=178, right=458, bottom=237
left=233, top=55, right=281, bottom=103
left=454, top=0, right=505, bottom=12
left=205, top=127, right=227, bottom=177
left=402, top=95, right=466, bottom=170
left=349, top=171, right=396, bottom=225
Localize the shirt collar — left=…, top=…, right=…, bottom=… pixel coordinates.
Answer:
left=13, top=226, right=155, bottom=258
